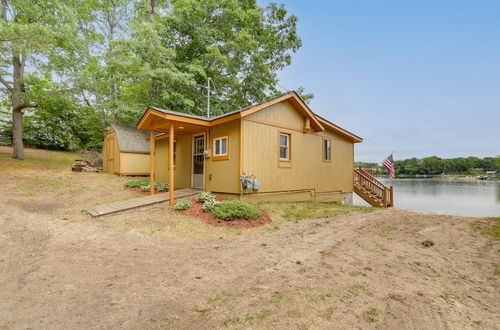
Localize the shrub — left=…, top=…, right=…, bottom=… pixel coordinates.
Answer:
left=173, top=200, right=192, bottom=210
left=209, top=200, right=260, bottom=221
left=202, top=199, right=220, bottom=213
left=124, top=179, right=149, bottom=188
left=140, top=183, right=170, bottom=192
left=196, top=191, right=216, bottom=203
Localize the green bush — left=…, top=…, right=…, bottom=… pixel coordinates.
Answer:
left=202, top=199, right=220, bottom=213
left=196, top=191, right=216, bottom=203
left=124, top=179, right=149, bottom=188
left=209, top=200, right=260, bottom=221
left=173, top=200, right=192, bottom=210
left=139, top=182, right=170, bottom=192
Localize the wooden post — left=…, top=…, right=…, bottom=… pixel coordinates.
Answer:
left=169, top=124, right=175, bottom=206
left=390, top=185, right=394, bottom=207
left=149, top=130, right=155, bottom=195
left=382, top=186, right=387, bottom=208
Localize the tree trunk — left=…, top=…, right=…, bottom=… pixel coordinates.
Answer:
left=11, top=53, right=24, bottom=159
left=12, top=108, right=24, bottom=159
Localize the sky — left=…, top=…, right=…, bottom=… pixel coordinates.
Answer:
left=259, top=0, right=500, bottom=162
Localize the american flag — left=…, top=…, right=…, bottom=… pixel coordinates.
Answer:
left=382, top=154, right=395, bottom=178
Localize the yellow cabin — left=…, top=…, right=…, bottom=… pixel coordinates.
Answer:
left=136, top=91, right=363, bottom=205
left=102, top=124, right=151, bottom=175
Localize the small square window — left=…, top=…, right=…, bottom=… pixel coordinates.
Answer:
left=213, top=136, right=228, bottom=157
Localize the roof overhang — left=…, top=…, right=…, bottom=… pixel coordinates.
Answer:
left=315, top=115, right=363, bottom=143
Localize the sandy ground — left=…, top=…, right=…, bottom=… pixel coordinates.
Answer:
left=1, top=148, right=499, bottom=329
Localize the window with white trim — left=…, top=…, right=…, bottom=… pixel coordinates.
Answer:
left=213, top=136, right=228, bottom=156
left=279, top=133, right=290, bottom=160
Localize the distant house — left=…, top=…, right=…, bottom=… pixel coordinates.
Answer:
left=102, top=124, right=150, bottom=175
left=135, top=91, right=365, bottom=205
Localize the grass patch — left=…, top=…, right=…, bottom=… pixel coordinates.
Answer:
left=0, top=151, right=78, bottom=169
left=345, top=282, right=368, bottom=297
left=441, top=289, right=465, bottom=304
left=269, top=291, right=283, bottom=305
left=260, top=201, right=374, bottom=223
left=244, top=311, right=268, bottom=324
left=222, top=316, right=240, bottom=327
left=474, top=217, right=500, bottom=241
left=124, top=179, right=150, bottom=188
left=364, top=307, right=380, bottom=323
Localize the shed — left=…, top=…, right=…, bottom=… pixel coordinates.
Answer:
left=102, top=124, right=150, bottom=175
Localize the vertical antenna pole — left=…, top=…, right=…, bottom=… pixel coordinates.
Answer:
left=207, top=77, right=211, bottom=118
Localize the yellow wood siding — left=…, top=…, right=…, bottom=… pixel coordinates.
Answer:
left=120, top=153, right=150, bottom=174
left=242, top=108, right=354, bottom=194
left=154, top=135, right=192, bottom=188
left=205, top=120, right=240, bottom=193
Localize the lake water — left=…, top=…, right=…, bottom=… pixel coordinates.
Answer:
left=353, top=178, right=500, bottom=217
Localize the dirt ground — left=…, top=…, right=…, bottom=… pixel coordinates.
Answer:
left=1, top=147, right=499, bottom=329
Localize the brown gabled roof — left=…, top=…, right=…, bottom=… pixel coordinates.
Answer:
left=137, top=91, right=362, bottom=142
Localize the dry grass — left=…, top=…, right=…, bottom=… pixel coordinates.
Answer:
left=1, top=147, right=499, bottom=329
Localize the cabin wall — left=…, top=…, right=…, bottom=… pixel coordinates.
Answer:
left=241, top=102, right=354, bottom=200
left=154, top=135, right=192, bottom=188
left=120, top=152, right=150, bottom=175
left=205, top=119, right=240, bottom=194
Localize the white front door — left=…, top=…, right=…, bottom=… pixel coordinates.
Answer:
left=192, top=135, right=205, bottom=189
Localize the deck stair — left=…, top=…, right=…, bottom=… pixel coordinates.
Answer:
left=354, top=168, right=394, bottom=208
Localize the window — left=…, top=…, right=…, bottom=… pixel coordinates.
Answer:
left=323, top=139, right=331, bottom=161
left=279, top=133, right=290, bottom=160
left=213, top=136, right=228, bottom=158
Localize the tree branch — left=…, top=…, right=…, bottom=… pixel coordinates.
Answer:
left=13, top=102, right=38, bottom=112
left=0, top=76, right=13, bottom=92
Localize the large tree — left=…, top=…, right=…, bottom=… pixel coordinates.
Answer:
left=115, top=0, right=302, bottom=123
left=0, top=0, right=79, bottom=159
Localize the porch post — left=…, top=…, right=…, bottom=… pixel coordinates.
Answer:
left=169, top=124, right=175, bottom=205
left=149, top=130, right=155, bottom=195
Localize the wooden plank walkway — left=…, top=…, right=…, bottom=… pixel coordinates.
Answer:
left=86, top=188, right=202, bottom=217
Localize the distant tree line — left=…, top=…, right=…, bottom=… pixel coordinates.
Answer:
left=356, top=156, right=500, bottom=176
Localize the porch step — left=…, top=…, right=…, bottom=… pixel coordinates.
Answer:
left=86, top=188, right=202, bottom=217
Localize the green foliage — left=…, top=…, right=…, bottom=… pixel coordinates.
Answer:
left=202, top=199, right=220, bottom=213
left=209, top=200, right=260, bottom=221
left=2, top=0, right=305, bottom=153
left=124, top=179, right=150, bottom=188
left=282, top=202, right=374, bottom=222
left=173, top=200, right=192, bottom=210
left=139, top=182, right=170, bottom=192
left=196, top=191, right=217, bottom=203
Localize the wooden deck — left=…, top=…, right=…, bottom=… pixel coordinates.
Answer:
left=86, top=188, right=202, bottom=217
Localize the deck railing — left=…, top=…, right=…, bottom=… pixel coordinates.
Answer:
left=354, top=168, right=394, bottom=208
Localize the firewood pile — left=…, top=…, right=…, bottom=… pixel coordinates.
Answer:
left=71, top=159, right=101, bottom=172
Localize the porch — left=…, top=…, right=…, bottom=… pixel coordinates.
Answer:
left=137, top=107, right=212, bottom=205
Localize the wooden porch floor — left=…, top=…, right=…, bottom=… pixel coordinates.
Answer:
left=86, top=188, right=202, bottom=217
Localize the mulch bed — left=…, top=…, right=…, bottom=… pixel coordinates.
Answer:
left=181, top=199, right=272, bottom=229
left=124, top=187, right=166, bottom=195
